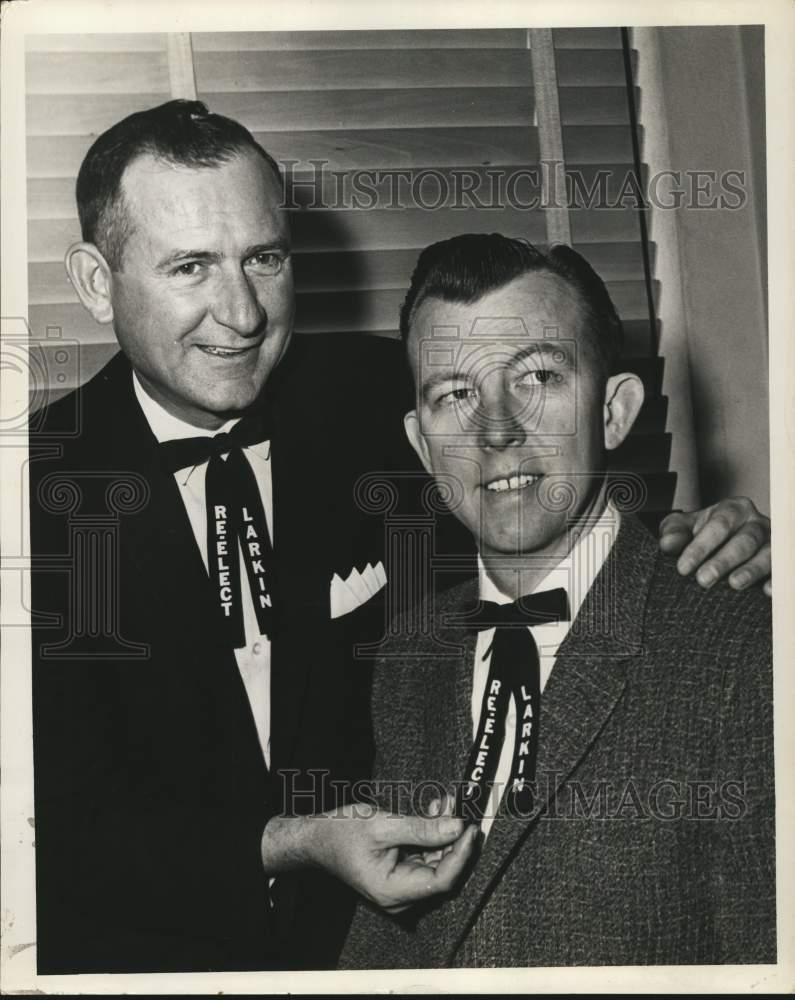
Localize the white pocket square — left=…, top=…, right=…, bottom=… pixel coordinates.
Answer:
left=330, top=561, right=387, bottom=619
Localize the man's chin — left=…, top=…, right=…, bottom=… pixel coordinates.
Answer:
left=478, top=520, right=565, bottom=559
left=195, top=380, right=269, bottom=416
left=158, top=387, right=265, bottom=429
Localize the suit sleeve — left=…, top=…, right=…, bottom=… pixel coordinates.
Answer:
left=338, top=651, right=435, bottom=970
left=709, top=602, right=776, bottom=963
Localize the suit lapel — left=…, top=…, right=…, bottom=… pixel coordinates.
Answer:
left=124, top=450, right=223, bottom=646
left=100, top=359, right=227, bottom=649
left=421, top=580, right=479, bottom=788
left=267, top=380, right=333, bottom=769
left=443, top=515, right=659, bottom=963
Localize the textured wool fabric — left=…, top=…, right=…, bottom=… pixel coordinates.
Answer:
left=339, top=515, right=775, bottom=969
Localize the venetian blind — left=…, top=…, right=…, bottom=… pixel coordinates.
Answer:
left=25, top=27, right=673, bottom=513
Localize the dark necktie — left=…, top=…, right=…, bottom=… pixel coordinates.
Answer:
left=159, top=414, right=275, bottom=649
left=456, top=587, right=570, bottom=822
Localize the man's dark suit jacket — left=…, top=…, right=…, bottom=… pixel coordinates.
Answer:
left=340, top=515, right=776, bottom=968
left=29, top=333, right=456, bottom=974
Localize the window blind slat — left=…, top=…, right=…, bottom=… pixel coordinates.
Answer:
left=27, top=126, right=635, bottom=178
left=192, top=29, right=529, bottom=51
left=294, top=282, right=652, bottom=330
left=26, top=34, right=167, bottom=52
left=193, top=29, right=628, bottom=52
left=250, top=128, right=544, bottom=170
left=27, top=93, right=175, bottom=136
left=29, top=203, right=646, bottom=265
left=31, top=206, right=565, bottom=262
left=169, top=204, right=629, bottom=254
left=26, top=165, right=646, bottom=228
left=611, top=432, right=672, bottom=472
left=26, top=51, right=170, bottom=94
left=193, top=86, right=633, bottom=133
left=27, top=178, right=76, bottom=220
left=553, top=28, right=623, bottom=49
left=191, top=49, right=629, bottom=92
left=633, top=396, right=667, bottom=435
left=27, top=164, right=648, bottom=220
left=22, top=48, right=523, bottom=93
left=25, top=28, right=625, bottom=55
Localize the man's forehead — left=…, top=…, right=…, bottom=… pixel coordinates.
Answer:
left=407, top=273, right=588, bottom=378
left=410, top=271, right=585, bottom=341
left=120, top=150, right=281, bottom=212
left=117, top=150, right=288, bottom=256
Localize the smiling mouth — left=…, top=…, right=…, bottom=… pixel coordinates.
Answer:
left=196, top=345, right=256, bottom=358
left=484, top=473, right=542, bottom=494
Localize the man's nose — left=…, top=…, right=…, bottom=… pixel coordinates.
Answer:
left=211, top=269, right=265, bottom=336
left=475, top=385, right=528, bottom=450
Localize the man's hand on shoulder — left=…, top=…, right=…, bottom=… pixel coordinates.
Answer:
left=261, top=805, right=477, bottom=914
left=658, top=496, right=771, bottom=596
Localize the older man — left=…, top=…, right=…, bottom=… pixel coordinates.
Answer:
left=340, top=234, right=775, bottom=968
left=30, top=103, right=771, bottom=974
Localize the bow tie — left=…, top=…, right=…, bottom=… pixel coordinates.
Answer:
left=157, top=409, right=276, bottom=649
left=158, top=412, right=271, bottom=473
left=456, top=584, right=570, bottom=824
left=463, top=587, right=571, bottom=631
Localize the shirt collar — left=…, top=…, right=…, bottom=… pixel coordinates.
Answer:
left=132, top=371, right=271, bottom=464
left=477, top=501, right=621, bottom=625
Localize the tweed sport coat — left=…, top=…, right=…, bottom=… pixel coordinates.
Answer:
left=340, top=514, right=776, bottom=969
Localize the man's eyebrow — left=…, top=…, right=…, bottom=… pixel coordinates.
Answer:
left=155, top=241, right=291, bottom=272
left=508, top=341, right=572, bottom=368
left=241, top=240, right=291, bottom=259
left=420, top=369, right=470, bottom=400
left=155, top=249, right=219, bottom=272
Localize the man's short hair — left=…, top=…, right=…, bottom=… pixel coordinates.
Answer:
left=399, top=233, right=624, bottom=378
left=76, top=99, right=283, bottom=271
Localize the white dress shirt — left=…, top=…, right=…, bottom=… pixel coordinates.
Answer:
left=473, top=503, right=621, bottom=836
left=133, top=374, right=274, bottom=769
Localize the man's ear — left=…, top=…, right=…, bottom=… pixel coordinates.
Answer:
left=603, top=373, right=645, bottom=451
left=64, top=242, right=115, bottom=325
left=403, top=409, right=434, bottom=476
